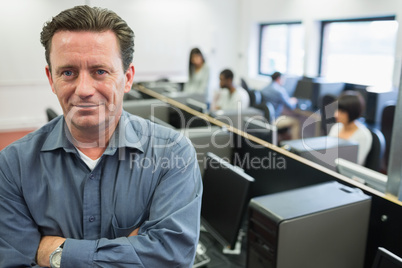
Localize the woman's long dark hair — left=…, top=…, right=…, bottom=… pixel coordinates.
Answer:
left=188, top=48, right=205, bottom=78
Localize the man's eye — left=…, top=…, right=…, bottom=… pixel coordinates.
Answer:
left=96, top=70, right=106, bottom=75
left=63, top=71, right=73, bottom=76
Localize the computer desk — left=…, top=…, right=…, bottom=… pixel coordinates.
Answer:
left=198, top=230, right=246, bottom=268
left=282, top=107, right=321, bottom=138
left=135, top=83, right=402, bottom=268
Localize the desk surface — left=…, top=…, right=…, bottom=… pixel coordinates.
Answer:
left=199, top=230, right=246, bottom=268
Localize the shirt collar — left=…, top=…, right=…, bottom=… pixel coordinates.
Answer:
left=41, top=110, right=144, bottom=154
left=104, top=111, right=144, bottom=155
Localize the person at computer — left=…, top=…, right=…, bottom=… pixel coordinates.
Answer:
left=328, top=91, right=372, bottom=165
left=183, top=47, right=210, bottom=97
left=211, top=69, right=250, bottom=111
left=261, top=71, right=299, bottom=139
left=0, top=6, right=202, bottom=267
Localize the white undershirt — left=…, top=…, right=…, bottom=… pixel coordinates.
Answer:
left=75, top=147, right=101, bottom=171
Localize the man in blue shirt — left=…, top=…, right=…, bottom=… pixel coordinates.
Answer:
left=261, top=72, right=297, bottom=120
left=0, top=6, right=202, bottom=267
left=261, top=72, right=300, bottom=139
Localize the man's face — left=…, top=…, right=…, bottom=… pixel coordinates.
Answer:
left=219, top=74, right=228, bottom=89
left=278, top=76, right=285, bottom=86
left=46, top=30, right=135, bottom=134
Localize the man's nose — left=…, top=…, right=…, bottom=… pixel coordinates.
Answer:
left=75, top=72, right=95, bottom=99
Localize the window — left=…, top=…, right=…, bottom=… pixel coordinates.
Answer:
left=258, top=22, right=304, bottom=76
left=320, top=17, right=398, bottom=88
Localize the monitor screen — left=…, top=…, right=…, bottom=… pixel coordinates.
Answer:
left=201, top=152, right=254, bottom=250
left=209, top=107, right=264, bottom=130
left=242, top=117, right=278, bottom=146
left=372, top=247, right=402, bottom=268
left=186, top=98, right=207, bottom=113
left=335, top=158, right=387, bottom=193
left=148, top=115, right=176, bottom=129
left=293, top=79, right=315, bottom=100
left=282, top=75, right=302, bottom=96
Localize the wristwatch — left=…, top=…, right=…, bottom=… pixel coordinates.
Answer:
left=49, top=242, right=65, bottom=268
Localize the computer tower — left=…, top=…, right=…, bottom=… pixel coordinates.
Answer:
left=365, top=90, right=397, bottom=126
left=247, top=181, right=371, bottom=268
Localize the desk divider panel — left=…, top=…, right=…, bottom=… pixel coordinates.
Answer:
left=135, top=84, right=402, bottom=268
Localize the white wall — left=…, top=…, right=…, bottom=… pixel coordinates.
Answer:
left=0, top=0, right=85, bottom=130
left=237, top=0, right=402, bottom=90
left=0, top=0, right=239, bottom=130
left=2, top=0, right=402, bottom=130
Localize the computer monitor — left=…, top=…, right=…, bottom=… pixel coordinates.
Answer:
left=293, top=78, right=345, bottom=110
left=280, top=137, right=358, bottom=172
left=148, top=115, right=176, bottom=129
left=282, top=75, right=302, bottom=96
left=335, top=158, right=388, bottom=193
left=137, top=81, right=180, bottom=99
left=123, top=90, right=143, bottom=101
left=183, top=126, right=233, bottom=177
left=292, top=79, right=315, bottom=110
left=242, top=116, right=278, bottom=146
left=162, top=91, right=206, bottom=105
left=123, top=99, right=170, bottom=123
left=201, top=152, right=254, bottom=250
left=186, top=98, right=208, bottom=113
left=140, top=81, right=181, bottom=93
left=372, top=247, right=402, bottom=268
left=293, top=79, right=315, bottom=100
left=168, top=98, right=209, bottom=129
left=209, top=107, right=264, bottom=130
left=315, top=82, right=345, bottom=108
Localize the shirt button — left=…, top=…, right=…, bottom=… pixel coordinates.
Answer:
left=89, top=216, right=95, bottom=222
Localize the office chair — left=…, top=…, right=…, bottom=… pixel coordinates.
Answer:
left=240, top=78, right=260, bottom=108
left=364, top=128, right=386, bottom=172
left=256, top=102, right=276, bottom=124
left=240, top=78, right=250, bottom=92
left=380, top=103, right=395, bottom=170
left=320, top=94, right=337, bottom=135
left=249, top=89, right=263, bottom=108
left=46, top=108, right=59, bottom=122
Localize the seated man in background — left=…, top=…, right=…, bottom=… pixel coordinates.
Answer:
left=211, top=69, right=250, bottom=111
left=261, top=71, right=300, bottom=139
left=328, top=90, right=372, bottom=165
left=0, top=5, right=202, bottom=267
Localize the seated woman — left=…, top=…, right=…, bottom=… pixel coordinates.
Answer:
left=183, top=47, right=210, bottom=97
left=328, top=91, right=372, bottom=165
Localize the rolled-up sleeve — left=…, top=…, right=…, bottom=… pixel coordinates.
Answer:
left=0, top=114, right=203, bottom=267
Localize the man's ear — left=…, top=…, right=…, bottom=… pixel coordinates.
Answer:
left=45, top=65, right=56, bottom=94
left=124, top=63, right=135, bottom=93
